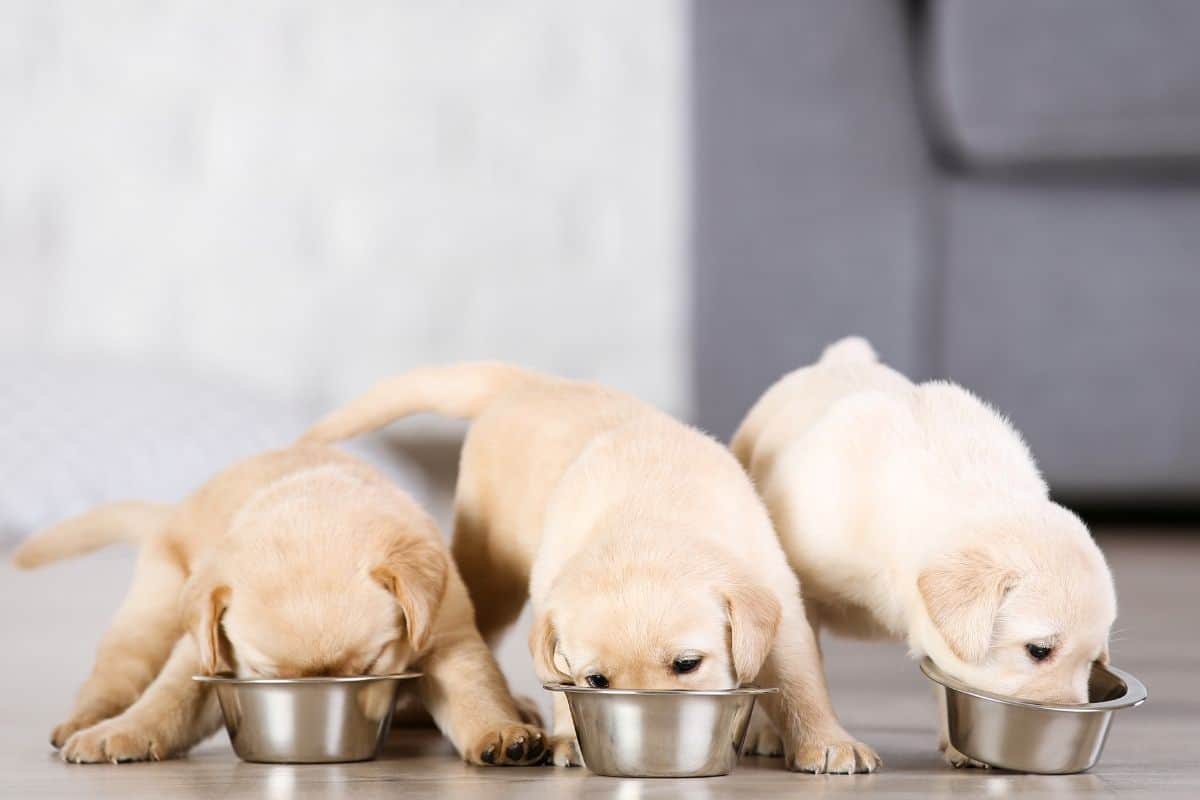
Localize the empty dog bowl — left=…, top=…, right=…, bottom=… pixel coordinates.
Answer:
left=921, top=658, right=1146, bottom=773
left=193, top=672, right=420, bottom=763
left=544, top=683, right=776, bottom=777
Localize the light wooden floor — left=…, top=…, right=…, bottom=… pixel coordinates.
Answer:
left=2, top=529, right=1197, bottom=798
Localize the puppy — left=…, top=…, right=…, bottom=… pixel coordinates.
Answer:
left=303, top=363, right=879, bottom=773
left=732, top=337, right=1116, bottom=766
left=12, top=444, right=546, bottom=765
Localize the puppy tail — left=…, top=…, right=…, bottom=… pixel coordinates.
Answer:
left=820, top=336, right=877, bottom=366
left=301, top=362, right=538, bottom=444
left=10, top=501, right=173, bottom=570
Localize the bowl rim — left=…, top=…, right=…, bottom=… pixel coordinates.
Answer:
left=920, top=657, right=1146, bottom=712
left=542, top=682, right=778, bottom=697
left=192, top=672, right=421, bottom=686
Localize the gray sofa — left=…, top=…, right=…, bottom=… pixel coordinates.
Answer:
left=692, top=0, right=1200, bottom=501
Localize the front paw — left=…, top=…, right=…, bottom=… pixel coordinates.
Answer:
left=940, top=740, right=989, bottom=769
left=468, top=724, right=547, bottom=766
left=788, top=735, right=880, bottom=774
left=742, top=722, right=784, bottom=757
left=51, top=714, right=108, bottom=750
left=548, top=734, right=582, bottom=767
left=61, top=720, right=164, bottom=764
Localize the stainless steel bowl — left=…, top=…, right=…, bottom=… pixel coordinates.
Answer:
left=193, top=672, right=420, bottom=763
left=922, top=658, right=1146, bottom=773
left=545, top=684, right=776, bottom=777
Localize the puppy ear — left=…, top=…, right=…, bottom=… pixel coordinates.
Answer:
left=725, top=583, right=781, bottom=684
left=529, top=610, right=570, bottom=683
left=182, top=571, right=231, bottom=674
left=372, top=536, right=448, bottom=653
left=918, top=548, right=1017, bottom=663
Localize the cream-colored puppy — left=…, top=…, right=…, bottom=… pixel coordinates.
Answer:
left=13, top=444, right=546, bottom=765
left=733, top=337, right=1116, bottom=766
left=303, top=363, right=879, bottom=774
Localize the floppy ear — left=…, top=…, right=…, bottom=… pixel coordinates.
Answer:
left=372, top=536, right=448, bottom=653
left=529, top=610, right=570, bottom=683
left=918, top=548, right=1017, bottom=664
left=182, top=571, right=231, bottom=675
left=725, top=583, right=781, bottom=684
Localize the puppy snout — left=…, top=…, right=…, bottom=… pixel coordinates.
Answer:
left=1044, top=692, right=1086, bottom=705
left=1026, top=685, right=1089, bottom=705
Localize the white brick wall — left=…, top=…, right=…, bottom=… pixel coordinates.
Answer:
left=0, top=1, right=687, bottom=414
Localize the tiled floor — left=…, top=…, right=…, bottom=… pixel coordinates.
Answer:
left=2, top=530, right=1196, bottom=798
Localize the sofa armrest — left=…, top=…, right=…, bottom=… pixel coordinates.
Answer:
left=691, top=0, right=935, bottom=437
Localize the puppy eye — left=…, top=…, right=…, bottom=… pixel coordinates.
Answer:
left=672, top=656, right=702, bottom=675
left=585, top=674, right=610, bottom=689
left=1026, top=643, right=1053, bottom=662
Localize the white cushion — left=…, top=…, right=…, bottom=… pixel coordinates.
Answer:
left=0, top=356, right=431, bottom=546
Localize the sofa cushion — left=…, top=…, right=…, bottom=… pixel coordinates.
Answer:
left=927, top=0, right=1200, bottom=167
left=938, top=180, right=1200, bottom=496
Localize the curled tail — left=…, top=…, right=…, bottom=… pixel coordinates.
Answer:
left=11, top=501, right=173, bottom=569
left=302, top=362, right=538, bottom=444
left=820, top=336, right=878, bottom=366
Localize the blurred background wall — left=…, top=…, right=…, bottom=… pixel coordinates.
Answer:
left=1, top=0, right=687, bottom=414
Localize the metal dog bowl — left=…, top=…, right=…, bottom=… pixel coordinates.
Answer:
left=193, top=672, right=420, bottom=763
left=921, top=658, right=1146, bottom=773
left=545, top=683, right=776, bottom=777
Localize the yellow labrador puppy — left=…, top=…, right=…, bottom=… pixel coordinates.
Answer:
left=733, top=337, right=1116, bottom=766
left=13, top=444, right=546, bottom=765
left=303, top=363, right=879, bottom=774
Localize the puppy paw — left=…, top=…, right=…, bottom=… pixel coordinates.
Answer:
left=788, top=736, right=880, bottom=774
left=468, top=724, right=547, bottom=766
left=51, top=714, right=108, bottom=750
left=548, top=735, right=582, bottom=767
left=742, top=724, right=784, bottom=757
left=61, top=721, right=164, bottom=764
left=941, top=741, right=989, bottom=769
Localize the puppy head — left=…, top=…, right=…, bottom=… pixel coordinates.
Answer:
left=915, top=505, right=1116, bottom=704
left=530, top=560, right=780, bottom=691
left=184, top=504, right=447, bottom=679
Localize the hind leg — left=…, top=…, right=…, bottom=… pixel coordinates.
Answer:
left=450, top=504, right=529, bottom=646
left=62, top=635, right=222, bottom=763
left=52, top=538, right=187, bottom=748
